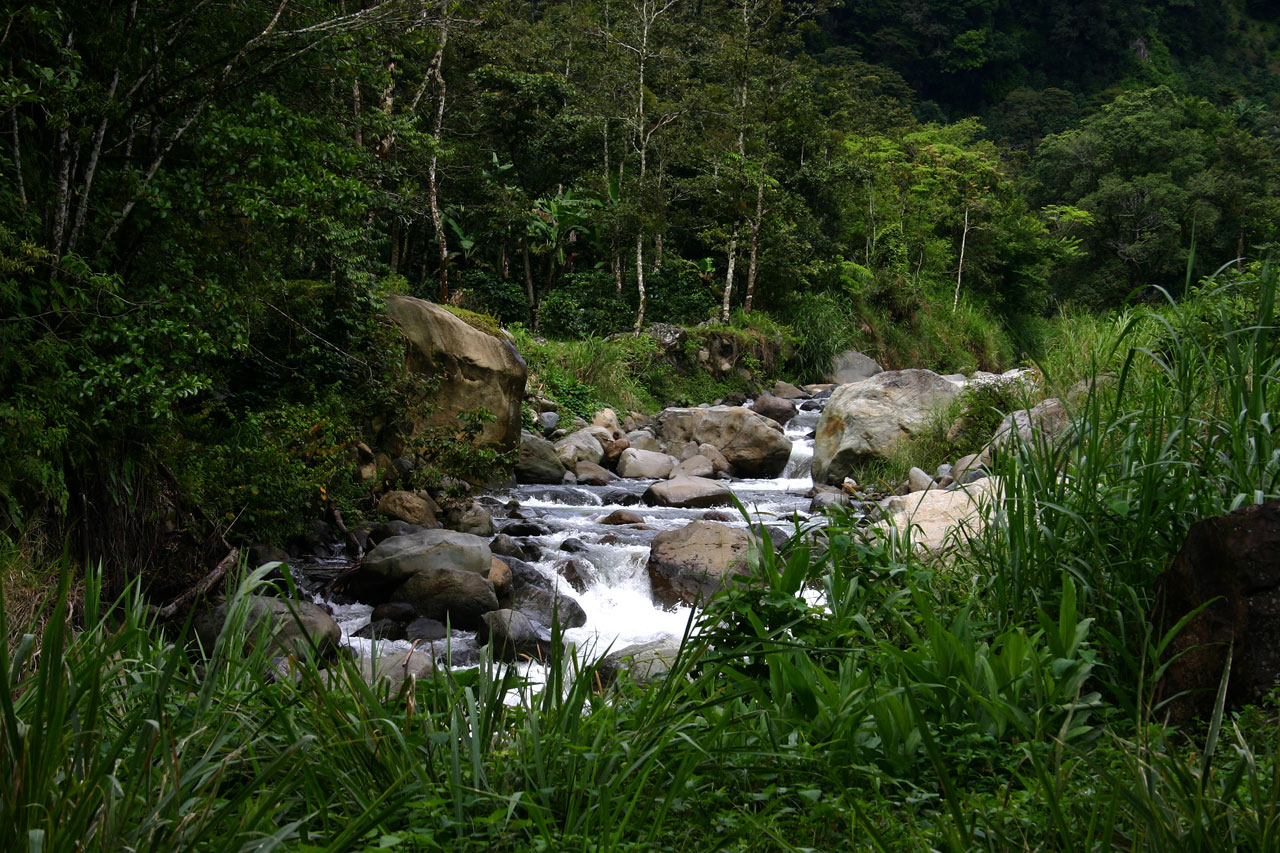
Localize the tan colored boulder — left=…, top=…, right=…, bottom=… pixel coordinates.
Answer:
left=812, top=369, right=961, bottom=485
left=617, top=447, right=675, bottom=479
left=643, top=475, right=734, bottom=509
left=876, top=478, right=999, bottom=554
left=674, top=455, right=715, bottom=478
left=575, top=460, right=618, bottom=486
left=592, top=408, right=624, bottom=440
left=377, top=490, right=441, bottom=528
left=655, top=406, right=792, bottom=477
left=647, top=521, right=759, bottom=607
left=386, top=294, right=526, bottom=449
left=489, top=556, right=513, bottom=598
left=772, top=381, right=810, bottom=400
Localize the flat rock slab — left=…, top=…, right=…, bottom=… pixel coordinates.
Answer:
left=643, top=475, right=734, bottom=508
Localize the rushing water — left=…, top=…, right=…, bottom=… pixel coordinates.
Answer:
left=304, top=403, right=825, bottom=679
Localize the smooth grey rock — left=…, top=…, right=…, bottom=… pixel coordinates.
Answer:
left=516, top=430, right=567, bottom=484
left=478, top=609, right=550, bottom=662
left=512, top=585, right=587, bottom=631
left=908, top=467, right=935, bottom=493
left=830, top=350, right=883, bottom=384
left=673, top=454, right=715, bottom=478
left=554, top=428, right=606, bottom=469
left=598, top=638, right=684, bottom=686
left=751, top=393, right=798, bottom=427
left=363, top=529, right=492, bottom=583
left=655, top=406, right=792, bottom=477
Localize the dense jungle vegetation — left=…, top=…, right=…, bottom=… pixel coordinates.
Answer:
left=4, top=1, right=1280, bottom=849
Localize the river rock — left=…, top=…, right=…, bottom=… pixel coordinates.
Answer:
left=1155, top=500, right=1280, bottom=722
left=812, top=369, right=961, bottom=484
left=368, top=520, right=427, bottom=546
left=478, top=609, right=551, bottom=662
left=597, top=637, right=685, bottom=686
left=601, top=438, right=630, bottom=469
left=876, top=477, right=999, bottom=553
left=194, top=595, right=341, bottom=660
left=488, top=556, right=513, bottom=597
left=377, top=491, right=441, bottom=528
left=575, top=460, right=618, bottom=486
left=448, top=504, right=494, bottom=536
left=512, top=585, right=587, bottom=631
left=353, top=619, right=407, bottom=641
left=643, top=475, right=734, bottom=509
left=555, top=429, right=606, bottom=469
left=592, top=408, right=624, bottom=440
left=751, top=393, right=798, bottom=427
left=617, top=447, right=674, bottom=479
left=387, top=294, right=526, bottom=449
left=647, top=521, right=760, bottom=607
left=673, top=455, right=715, bottom=478
left=908, top=467, right=935, bottom=493
left=363, top=529, right=493, bottom=583
left=559, top=558, right=595, bottom=592
left=495, top=555, right=553, bottom=592
left=600, top=509, right=644, bottom=525
left=390, top=566, right=499, bottom=629
left=772, top=381, right=810, bottom=400
left=698, top=443, right=732, bottom=474
left=371, top=601, right=417, bottom=623
left=625, top=429, right=663, bottom=452
left=830, top=349, right=883, bottom=384
left=980, top=398, right=1070, bottom=465
left=516, top=430, right=567, bottom=484
left=489, top=533, right=527, bottom=560
left=405, top=617, right=449, bottom=641
left=536, top=411, right=559, bottom=434
left=655, top=406, right=792, bottom=477
left=351, top=648, right=435, bottom=693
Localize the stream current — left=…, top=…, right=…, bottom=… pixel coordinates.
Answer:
left=301, top=406, right=825, bottom=682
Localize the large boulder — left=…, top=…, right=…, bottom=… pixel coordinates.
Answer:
left=516, top=430, right=567, bottom=484
left=390, top=566, right=499, bottom=629
left=875, top=478, right=999, bottom=554
left=387, top=294, right=526, bottom=449
left=750, top=393, right=798, bottom=427
left=643, top=475, right=734, bottom=509
left=812, top=369, right=961, bottom=484
left=1155, top=500, right=1280, bottom=722
left=830, top=349, right=883, bottom=384
left=363, top=529, right=492, bottom=583
left=655, top=406, right=792, bottom=477
left=616, top=447, right=675, bottom=479
left=555, top=428, right=605, bottom=470
left=377, top=491, right=441, bottom=528
left=979, top=398, right=1071, bottom=466
left=647, top=521, right=759, bottom=607
left=194, top=595, right=340, bottom=660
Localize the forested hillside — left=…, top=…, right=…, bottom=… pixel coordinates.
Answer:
left=2, top=0, right=1278, bottom=572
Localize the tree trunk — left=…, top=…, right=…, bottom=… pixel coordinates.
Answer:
left=744, top=177, right=764, bottom=313
left=523, top=236, right=537, bottom=325
left=634, top=233, right=647, bottom=333
left=389, top=220, right=401, bottom=274
left=352, top=78, right=363, bottom=147
left=613, top=250, right=623, bottom=296
left=722, top=224, right=739, bottom=323
left=953, top=206, right=970, bottom=313
left=426, top=19, right=451, bottom=302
